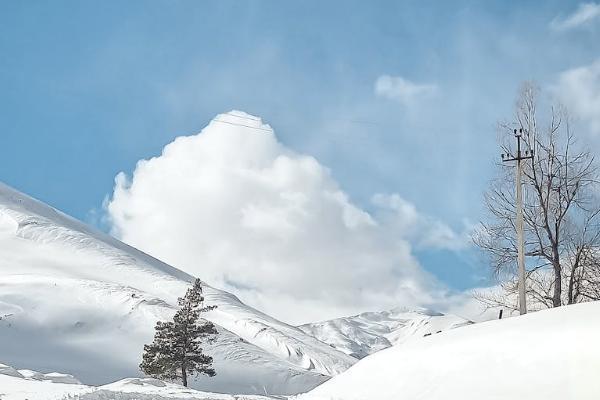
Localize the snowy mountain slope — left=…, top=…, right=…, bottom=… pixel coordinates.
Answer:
left=301, top=301, right=600, bottom=400
left=299, top=307, right=472, bottom=358
left=204, top=288, right=353, bottom=375
left=0, top=181, right=354, bottom=394
left=0, top=362, right=274, bottom=400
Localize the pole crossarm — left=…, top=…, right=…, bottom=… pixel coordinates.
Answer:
left=501, top=154, right=533, bottom=162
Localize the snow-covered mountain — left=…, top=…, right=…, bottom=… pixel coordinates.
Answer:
left=0, top=181, right=355, bottom=395
left=5, top=303, right=599, bottom=400
left=299, top=307, right=472, bottom=358
left=302, top=301, right=600, bottom=400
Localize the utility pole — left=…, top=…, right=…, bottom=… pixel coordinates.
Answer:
left=501, top=128, right=533, bottom=315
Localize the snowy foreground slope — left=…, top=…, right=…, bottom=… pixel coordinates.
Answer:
left=0, top=182, right=355, bottom=395
left=300, top=301, right=600, bottom=400
left=0, top=362, right=272, bottom=400
left=299, top=307, right=472, bottom=358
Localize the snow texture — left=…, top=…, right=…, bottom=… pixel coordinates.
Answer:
left=0, top=366, right=274, bottom=400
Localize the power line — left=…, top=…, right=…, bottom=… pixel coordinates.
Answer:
left=210, top=113, right=385, bottom=140
left=346, top=119, right=384, bottom=127
left=211, top=118, right=273, bottom=133
left=221, top=113, right=262, bottom=122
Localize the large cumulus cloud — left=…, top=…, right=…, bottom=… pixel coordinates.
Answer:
left=107, top=111, right=463, bottom=323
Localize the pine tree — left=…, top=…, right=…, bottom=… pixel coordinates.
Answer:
left=140, top=278, right=218, bottom=387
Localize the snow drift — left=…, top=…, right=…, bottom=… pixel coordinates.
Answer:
left=301, top=301, right=600, bottom=400
left=0, top=363, right=272, bottom=400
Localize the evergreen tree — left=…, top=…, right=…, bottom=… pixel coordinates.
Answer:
left=140, top=278, right=218, bottom=387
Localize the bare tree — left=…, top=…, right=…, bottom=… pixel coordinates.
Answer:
left=474, top=83, right=600, bottom=311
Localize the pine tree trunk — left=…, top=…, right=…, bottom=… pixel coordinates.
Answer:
left=182, top=364, right=187, bottom=387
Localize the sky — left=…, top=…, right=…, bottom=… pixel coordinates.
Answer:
left=1, top=1, right=599, bottom=322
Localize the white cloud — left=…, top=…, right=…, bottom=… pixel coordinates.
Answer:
left=374, top=75, right=438, bottom=106
left=550, top=2, right=600, bottom=31
left=553, top=59, right=600, bottom=136
left=372, top=193, right=474, bottom=251
left=107, top=111, right=466, bottom=324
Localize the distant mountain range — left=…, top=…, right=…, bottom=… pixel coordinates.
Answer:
left=299, top=307, right=472, bottom=358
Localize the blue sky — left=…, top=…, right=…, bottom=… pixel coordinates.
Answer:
left=1, top=1, right=599, bottom=295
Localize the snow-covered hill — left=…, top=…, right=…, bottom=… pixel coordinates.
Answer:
left=299, top=307, right=472, bottom=358
left=301, top=301, right=600, bottom=400
left=0, top=182, right=355, bottom=395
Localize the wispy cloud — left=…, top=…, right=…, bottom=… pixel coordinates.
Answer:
left=374, top=75, right=438, bottom=106
left=372, top=193, right=475, bottom=252
left=552, top=59, right=600, bottom=136
left=550, top=2, right=600, bottom=31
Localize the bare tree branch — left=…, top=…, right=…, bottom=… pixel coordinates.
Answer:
left=473, top=82, right=600, bottom=310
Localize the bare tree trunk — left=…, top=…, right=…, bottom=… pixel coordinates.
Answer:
left=552, top=260, right=561, bottom=307
left=567, top=266, right=575, bottom=304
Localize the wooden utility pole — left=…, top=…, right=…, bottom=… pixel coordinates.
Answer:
left=501, top=128, right=533, bottom=315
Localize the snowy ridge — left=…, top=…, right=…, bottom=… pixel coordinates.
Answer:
left=299, top=307, right=472, bottom=358
left=0, top=181, right=353, bottom=395
left=0, top=181, right=193, bottom=291
left=204, top=288, right=354, bottom=376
